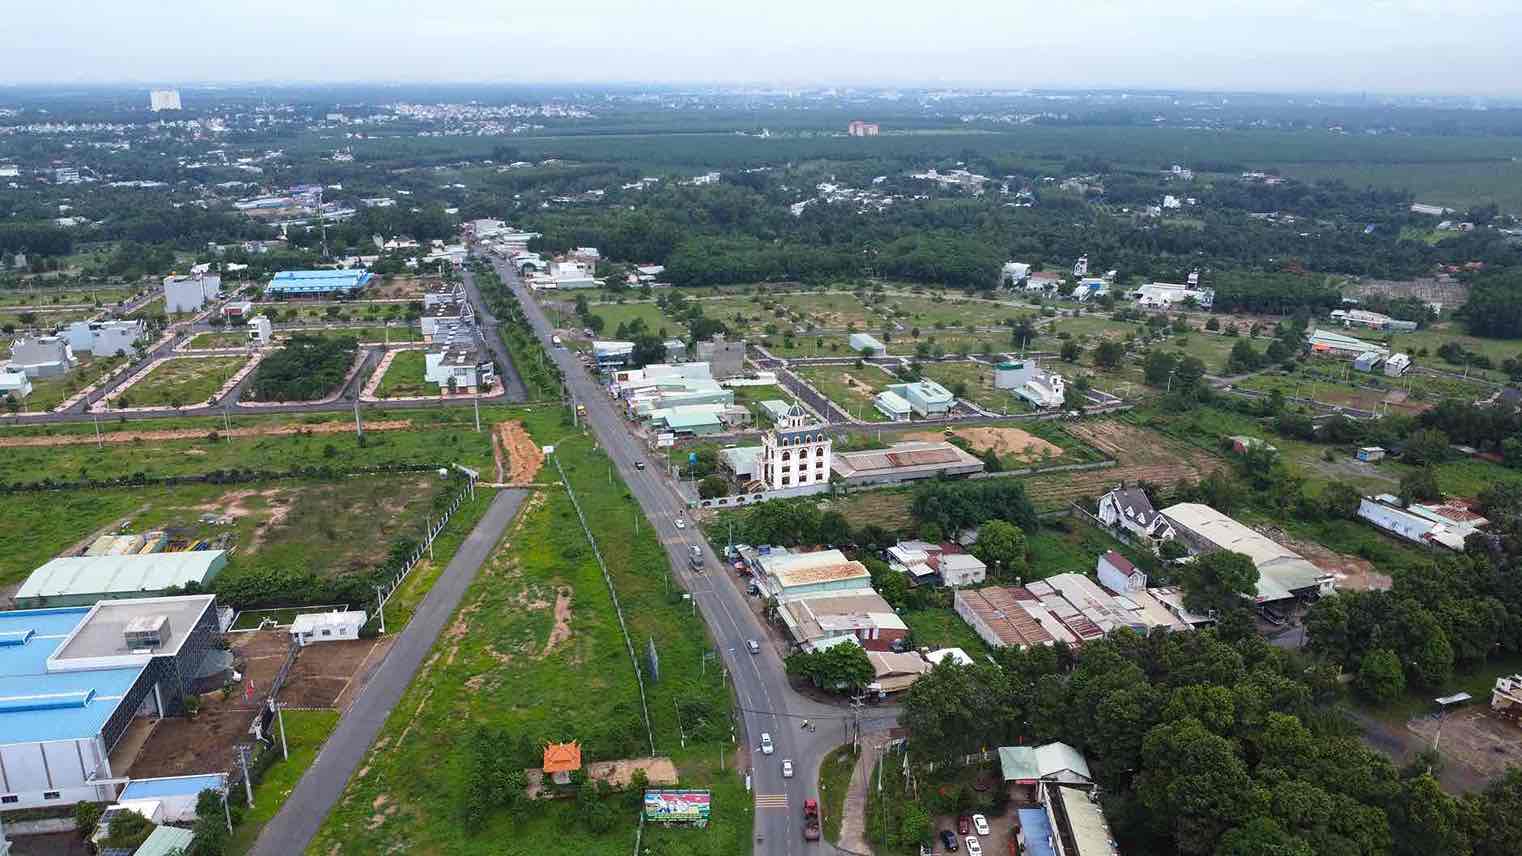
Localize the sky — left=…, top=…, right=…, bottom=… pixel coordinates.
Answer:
left=11, top=0, right=1520, bottom=96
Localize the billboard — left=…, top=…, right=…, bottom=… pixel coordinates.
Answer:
left=643, top=789, right=711, bottom=825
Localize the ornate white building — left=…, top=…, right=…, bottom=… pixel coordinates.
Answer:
left=759, top=403, right=832, bottom=490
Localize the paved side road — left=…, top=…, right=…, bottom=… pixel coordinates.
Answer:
left=249, top=488, right=527, bottom=856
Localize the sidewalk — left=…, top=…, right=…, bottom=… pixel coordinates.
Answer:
left=837, top=736, right=882, bottom=855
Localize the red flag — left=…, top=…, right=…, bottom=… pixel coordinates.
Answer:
left=244, top=679, right=254, bottom=702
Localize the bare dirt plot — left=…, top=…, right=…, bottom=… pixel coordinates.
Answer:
left=285, top=637, right=393, bottom=710
left=912, top=426, right=1064, bottom=464
left=497, top=420, right=545, bottom=483
left=1263, top=528, right=1393, bottom=592
left=542, top=586, right=574, bottom=655
left=126, top=710, right=261, bottom=779
left=1022, top=421, right=1223, bottom=506
left=0, top=419, right=415, bottom=448
left=1408, top=710, right=1522, bottom=786
left=524, top=757, right=678, bottom=799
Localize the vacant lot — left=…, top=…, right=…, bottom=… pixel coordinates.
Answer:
left=793, top=364, right=892, bottom=421
left=913, top=425, right=1065, bottom=466
left=187, top=331, right=258, bottom=349
left=375, top=350, right=434, bottom=397
left=312, top=414, right=748, bottom=855
left=124, top=356, right=247, bottom=408
left=584, top=301, right=686, bottom=339
left=20, top=353, right=128, bottom=411
left=917, top=362, right=1030, bottom=413
left=1020, top=419, right=1223, bottom=509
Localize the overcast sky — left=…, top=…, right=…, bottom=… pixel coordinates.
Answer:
left=10, top=0, right=1518, bottom=96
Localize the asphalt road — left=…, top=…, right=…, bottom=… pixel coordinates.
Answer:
left=249, top=488, right=528, bottom=856
left=486, top=252, right=898, bottom=855
left=460, top=265, right=529, bottom=400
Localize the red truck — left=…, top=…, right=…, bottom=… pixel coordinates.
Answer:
left=802, top=798, right=821, bottom=841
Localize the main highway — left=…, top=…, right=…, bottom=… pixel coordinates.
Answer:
left=485, top=251, right=898, bottom=854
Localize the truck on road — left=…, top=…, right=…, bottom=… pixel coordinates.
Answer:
left=802, top=798, right=821, bottom=841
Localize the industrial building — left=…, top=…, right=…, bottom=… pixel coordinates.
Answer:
left=7, top=335, right=76, bottom=378
left=0, top=595, right=220, bottom=809
left=1307, top=329, right=1389, bottom=359
left=1132, top=282, right=1214, bottom=309
left=954, top=573, right=1188, bottom=650
left=163, top=274, right=222, bottom=313
left=1384, top=353, right=1412, bottom=376
left=885, top=380, right=955, bottom=416
left=873, top=390, right=913, bottom=421
left=754, top=549, right=872, bottom=601
left=994, top=360, right=1067, bottom=409
left=1330, top=309, right=1420, bottom=333
left=1356, top=495, right=1487, bottom=552
left=1159, top=503, right=1335, bottom=603
left=849, top=332, right=886, bottom=356
left=830, top=440, right=983, bottom=487
left=265, top=269, right=373, bottom=298
left=62, top=319, right=144, bottom=356
left=646, top=404, right=729, bottom=436
left=16, top=551, right=227, bottom=609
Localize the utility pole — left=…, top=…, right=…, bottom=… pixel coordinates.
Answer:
left=93, top=411, right=102, bottom=448
left=276, top=701, right=289, bottom=761
left=426, top=515, right=435, bottom=561
left=236, top=746, right=253, bottom=808
left=375, top=585, right=386, bottom=634
left=473, top=395, right=481, bottom=432
left=353, top=398, right=364, bottom=439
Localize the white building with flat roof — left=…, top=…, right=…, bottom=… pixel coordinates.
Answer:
left=163, top=273, right=222, bottom=313
left=290, top=611, right=367, bottom=645
left=8, top=336, right=75, bottom=378
left=0, top=366, right=32, bottom=399
left=62, top=320, right=144, bottom=356
left=149, top=89, right=182, bottom=112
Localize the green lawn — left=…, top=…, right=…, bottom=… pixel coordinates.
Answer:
left=311, top=410, right=748, bottom=855
left=1385, top=324, right=1522, bottom=383
left=0, top=407, right=505, bottom=487
left=188, top=331, right=258, bottom=349
left=793, top=365, right=892, bottom=421
left=18, top=354, right=129, bottom=412
left=375, top=350, right=435, bottom=398
left=372, top=486, right=500, bottom=632
left=227, top=709, right=341, bottom=855
left=0, top=488, right=159, bottom=587
left=122, top=357, right=246, bottom=408
left=902, top=606, right=992, bottom=656
left=1026, top=518, right=1155, bottom=583
left=817, top=744, right=858, bottom=845
left=587, top=302, right=686, bottom=339
left=918, top=362, right=1030, bottom=414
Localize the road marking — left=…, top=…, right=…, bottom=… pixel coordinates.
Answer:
left=755, top=794, right=789, bottom=809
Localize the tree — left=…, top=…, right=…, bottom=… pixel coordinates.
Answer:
left=1094, top=339, right=1126, bottom=368
left=1400, top=467, right=1442, bottom=504
left=1177, top=550, right=1258, bottom=616
left=697, top=475, right=729, bottom=499
left=971, top=520, right=1027, bottom=580
left=1228, top=339, right=1263, bottom=373
left=101, top=808, right=155, bottom=850
left=817, top=510, right=853, bottom=546
left=1402, top=429, right=1450, bottom=467
left=1136, top=717, right=1260, bottom=854
left=897, top=802, right=932, bottom=849
left=1143, top=350, right=1180, bottom=387
left=784, top=643, right=873, bottom=693
left=74, top=801, right=105, bottom=840
left=1354, top=648, right=1406, bottom=704
left=1318, top=482, right=1363, bottom=520
left=1061, top=340, right=1083, bottom=362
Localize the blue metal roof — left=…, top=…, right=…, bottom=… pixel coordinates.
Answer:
left=0, top=607, right=145, bottom=744
left=122, top=773, right=226, bottom=800
left=267, top=270, right=373, bottom=294
left=1018, top=808, right=1058, bottom=856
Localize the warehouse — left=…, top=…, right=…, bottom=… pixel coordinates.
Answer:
left=16, top=551, right=227, bottom=609
left=0, top=595, right=218, bottom=809
left=1159, top=503, right=1335, bottom=602
left=831, top=440, right=984, bottom=487
left=265, top=269, right=373, bottom=298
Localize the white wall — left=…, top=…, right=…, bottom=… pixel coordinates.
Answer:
left=0, top=738, right=115, bottom=810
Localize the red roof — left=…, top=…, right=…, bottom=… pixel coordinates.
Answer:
left=543, top=742, right=582, bottom=774
left=1102, top=550, right=1137, bottom=574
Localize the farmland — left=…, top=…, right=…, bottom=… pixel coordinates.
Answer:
left=311, top=409, right=749, bottom=856
left=120, top=356, right=246, bottom=408
left=1018, top=419, right=1223, bottom=510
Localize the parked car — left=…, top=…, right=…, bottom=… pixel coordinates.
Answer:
left=965, top=836, right=982, bottom=856
left=634, top=460, right=645, bottom=470
left=957, top=815, right=971, bottom=836
left=760, top=733, right=774, bottom=755
left=939, top=829, right=959, bottom=851
left=972, top=814, right=989, bottom=836
left=748, top=639, right=760, bottom=654
left=674, top=517, right=686, bottom=529
left=782, top=759, right=793, bottom=778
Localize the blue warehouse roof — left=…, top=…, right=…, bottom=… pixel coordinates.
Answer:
left=0, top=607, right=145, bottom=745
left=267, top=269, right=374, bottom=295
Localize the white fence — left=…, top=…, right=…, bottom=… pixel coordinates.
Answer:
left=374, top=475, right=479, bottom=615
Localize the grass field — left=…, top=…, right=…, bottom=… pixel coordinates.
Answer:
left=187, top=331, right=258, bottom=349
left=123, top=357, right=246, bottom=408
left=311, top=410, right=749, bottom=855
left=817, top=745, right=858, bottom=846
left=227, top=709, right=341, bottom=855
left=375, top=350, right=435, bottom=398
left=1026, top=518, right=1154, bottom=582
left=585, top=301, right=686, bottom=338
left=0, top=488, right=160, bottom=588
left=793, top=364, right=893, bottom=421
left=902, top=606, right=992, bottom=654
left=917, top=362, right=1029, bottom=413
left=0, top=285, right=137, bottom=308
left=0, top=407, right=506, bottom=486
left=19, top=354, right=128, bottom=411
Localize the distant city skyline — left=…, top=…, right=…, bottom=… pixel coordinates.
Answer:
left=6, top=1, right=1519, bottom=97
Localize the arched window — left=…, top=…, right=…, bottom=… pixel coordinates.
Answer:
left=815, top=447, right=825, bottom=457
left=781, top=451, right=791, bottom=461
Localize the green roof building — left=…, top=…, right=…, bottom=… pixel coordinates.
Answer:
left=16, top=551, right=228, bottom=608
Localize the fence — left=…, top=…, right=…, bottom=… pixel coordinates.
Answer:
left=549, top=452, right=657, bottom=757
left=373, top=474, right=480, bottom=616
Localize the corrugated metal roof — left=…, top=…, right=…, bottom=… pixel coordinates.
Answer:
left=134, top=826, right=196, bottom=856
left=18, top=552, right=227, bottom=600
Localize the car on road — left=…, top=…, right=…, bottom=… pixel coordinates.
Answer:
left=674, top=517, right=685, bottom=529
left=748, top=639, right=760, bottom=654
left=782, top=759, right=793, bottom=778
left=760, top=733, right=774, bottom=754
left=957, top=815, right=971, bottom=836
left=939, top=830, right=958, bottom=851
left=972, top=814, right=989, bottom=836
left=634, top=460, right=645, bottom=470
left=965, top=836, right=982, bottom=856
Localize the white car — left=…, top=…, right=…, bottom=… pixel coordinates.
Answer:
left=965, top=836, right=982, bottom=856
left=972, top=814, right=989, bottom=836
left=782, top=759, right=794, bottom=778
left=760, top=732, right=774, bottom=755
left=674, top=518, right=686, bottom=529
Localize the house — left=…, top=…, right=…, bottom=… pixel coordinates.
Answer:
left=8, top=335, right=76, bottom=378
left=422, top=281, right=463, bottom=309
left=719, top=446, right=763, bottom=483
left=0, top=366, right=33, bottom=399
left=1475, top=387, right=1522, bottom=414
left=874, top=390, right=913, bottom=421
left=998, top=742, right=1093, bottom=788
left=865, top=650, right=931, bottom=694
left=994, top=360, right=1066, bottom=409
left=832, top=441, right=984, bottom=487
left=756, top=549, right=872, bottom=602
left=543, top=742, right=582, bottom=786
left=1384, top=353, right=1412, bottom=376
left=592, top=341, right=635, bottom=370
left=886, top=541, right=941, bottom=585
left=1159, top=503, right=1335, bottom=603
left=1353, top=351, right=1384, bottom=373
left=647, top=404, right=726, bottom=436
left=936, top=553, right=987, bottom=587
left=63, top=319, right=144, bottom=356
left=779, top=593, right=908, bottom=652
left=1073, top=278, right=1108, bottom=302
left=266, top=269, right=373, bottom=299
left=1097, top=551, right=1146, bottom=593
left=1132, top=282, right=1214, bottom=309
left=163, top=273, right=222, bottom=313
left=16, top=551, right=228, bottom=608
left=1357, top=446, right=1386, bottom=462
left=290, top=610, right=367, bottom=645
left=954, top=574, right=1174, bottom=650
left=248, top=315, right=274, bottom=344
left=118, top=774, right=227, bottom=823
left=1493, top=675, right=1522, bottom=722
left=885, top=380, right=955, bottom=416
left=663, top=339, right=688, bottom=362
left=1025, top=272, right=1065, bottom=295
left=1002, top=262, right=1031, bottom=285
left=849, top=332, right=886, bottom=356
left=0, top=595, right=220, bottom=808
left=1096, top=487, right=1175, bottom=543
left=547, top=260, right=597, bottom=289
left=421, top=300, right=474, bottom=338
left=424, top=342, right=495, bottom=392
left=222, top=300, right=253, bottom=321
left=759, top=403, right=832, bottom=490
left=924, top=647, right=975, bottom=667
left=694, top=335, right=746, bottom=378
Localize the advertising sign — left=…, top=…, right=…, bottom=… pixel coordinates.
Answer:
left=643, top=789, right=711, bottom=825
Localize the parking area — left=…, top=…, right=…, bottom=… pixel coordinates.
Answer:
left=931, top=808, right=1015, bottom=855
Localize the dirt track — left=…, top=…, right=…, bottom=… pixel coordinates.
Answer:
left=497, top=420, right=544, bottom=483
left=0, top=419, right=415, bottom=448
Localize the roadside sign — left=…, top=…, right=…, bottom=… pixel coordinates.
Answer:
left=644, top=789, right=711, bottom=825
left=656, top=433, right=676, bottom=448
